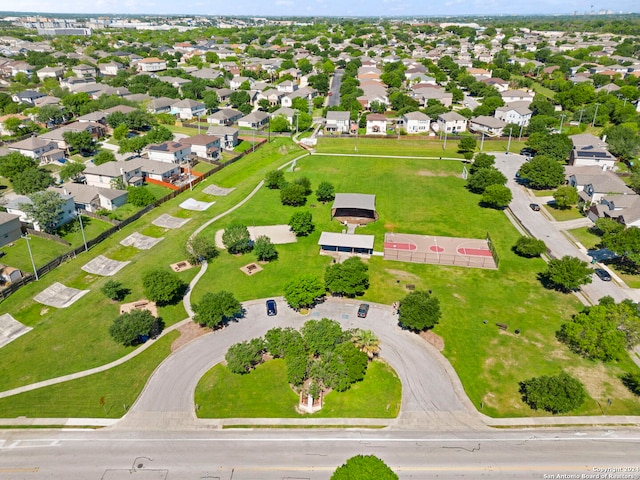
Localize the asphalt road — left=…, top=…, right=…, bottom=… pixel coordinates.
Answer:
left=119, top=298, right=474, bottom=431
left=1, top=428, right=639, bottom=479
left=327, top=70, right=343, bottom=107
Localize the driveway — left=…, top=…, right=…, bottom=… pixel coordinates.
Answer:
left=118, top=298, right=479, bottom=430
left=327, top=69, right=343, bottom=107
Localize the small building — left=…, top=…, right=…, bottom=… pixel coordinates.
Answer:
left=318, top=232, right=374, bottom=256
left=0, top=212, right=22, bottom=248
left=8, top=137, right=65, bottom=164
left=331, top=193, right=378, bottom=225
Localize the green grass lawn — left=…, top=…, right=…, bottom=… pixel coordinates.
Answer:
left=57, top=215, right=114, bottom=249
left=0, top=234, right=70, bottom=273
left=144, top=182, right=174, bottom=199
left=531, top=189, right=556, bottom=197
left=195, top=359, right=401, bottom=418
left=543, top=204, right=584, bottom=221
left=569, top=227, right=601, bottom=250
left=0, top=331, right=178, bottom=418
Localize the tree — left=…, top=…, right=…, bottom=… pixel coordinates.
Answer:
left=622, top=372, right=640, bottom=396
left=602, top=124, right=640, bottom=162
left=63, top=130, right=95, bottom=155
left=514, top=236, right=547, bottom=258
left=113, top=123, right=129, bottom=141
left=225, top=338, right=266, bottom=374
left=458, top=136, right=477, bottom=155
left=284, top=274, right=325, bottom=309
left=470, top=153, right=495, bottom=173
left=554, top=185, right=579, bottom=209
left=192, top=291, right=243, bottom=329
left=293, top=176, right=312, bottom=195
left=543, top=256, right=593, bottom=292
left=127, top=186, right=156, bottom=207
left=229, top=90, right=251, bottom=109
left=269, top=115, right=290, bottom=132
left=265, top=327, right=304, bottom=358
left=142, top=269, right=186, bottom=305
left=59, top=161, right=86, bottom=183
left=12, top=168, right=55, bottom=195
left=19, top=191, right=65, bottom=234
left=265, top=169, right=285, bottom=189
left=517, top=155, right=565, bottom=189
left=254, top=235, right=278, bottom=262
left=93, top=150, right=116, bottom=166
left=280, top=182, right=307, bottom=206
left=519, top=372, right=586, bottom=414
left=222, top=222, right=252, bottom=254
left=0, top=152, right=37, bottom=179
left=301, top=318, right=344, bottom=355
left=109, top=309, right=162, bottom=346
left=316, top=181, right=335, bottom=202
left=317, top=341, right=368, bottom=391
left=466, top=167, right=507, bottom=194
left=526, top=133, right=572, bottom=162
left=186, top=235, right=218, bottom=264
left=288, top=210, right=315, bottom=236
left=350, top=328, right=380, bottom=359
left=331, top=455, right=398, bottom=480
left=398, top=290, right=442, bottom=332
left=558, top=303, right=629, bottom=362
left=481, top=184, right=512, bottom=208
left=325, top=257, right=369, bottom=297
left=602, top=226, right=640, bottom=271
left=100, top=280, right=128, bottom=301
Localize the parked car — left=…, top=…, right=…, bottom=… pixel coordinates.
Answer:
left=529, top=203, right=541, bottom=211
left=266, top=299, right=277, bottom=316
left=357, top=303, right=370, bottom=318
left=520, top=147, right=535, bottom=159
left=594, top=268, right=612, bottom=282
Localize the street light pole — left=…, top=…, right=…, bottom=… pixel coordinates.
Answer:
left=354, top=113, right=361, bottom=152
left=591, top=103, right=600, bottom=127
left=443, top=129, right=448, bottom=150
left=506, top=126, right=513, bottom=154
left=77, top=210, right=87, bottom=252
left=518, top=121, right=524, bottom=142
left=480, top=131, right=485, bottom=152
left=22, top=234, right=38, bottom=281
left=559, top=113, right=566, bottom=134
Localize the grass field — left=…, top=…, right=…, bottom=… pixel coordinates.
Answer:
left=195, top=359, right=401, bottom=418
left=57, top=215, right=114, bottom=249
left=543, top=204, right=584, bottom=221
left=569, top=227, right=601, bottom=250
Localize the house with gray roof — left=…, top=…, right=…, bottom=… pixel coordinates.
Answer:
left=566, top=166, right=634, bottom=205
left=468, top=115, right=506, bottom=137
left=8, top=137, right=65, bottom=164
left=207, top=108, right=243, bottom=126
left=207, top=126, right=239, bottom=150
left=5, top=192, right=76, bottom=232
left=58, top=183, right=128, bottom=212
left=568, top=133, right=617, bottom=171
left=325, top=111, right=351, bottom=134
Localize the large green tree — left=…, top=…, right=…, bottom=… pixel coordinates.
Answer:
left=222, top=222, right=252, bottom=254
left=543, top=256, right=593, bottom=292
left=301, top=318, right=344, bottom=356
left=398, top=290, right=442, bottom=331
left=517, top=155, right=565, bottom=189
left=481, top=184, right=512, bottom=208
left=19, top=191, right=66, bottom=234
left=225, top=338, right=266, bottom=374
left=109, top=309, right=161, bottom=346
left=331, top=455, right=398, bottom=480
left=324, top=257, right=369, bottom=297
left=554, top=185, right=579, bottom=209
left=142, top=269, right=186, bottom=305
left=519, top=372, right=586, bottom=414
left=59, top=161, right=86, bottom=183
left=192, top=291, right=243, bottom=329
left=12, top=168, right=55, bottom=195
left=284, top=274, right=325, bottom=309
left=0, top=152, right=37, bottom=179
left=466, top=167, right=507, bottom=194
left=288, top=210, right=315, bottom=236
left=602, top=124, right=640, bottom=162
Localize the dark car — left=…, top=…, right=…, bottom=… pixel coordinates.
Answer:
left=520, top=147, right=535, bottom=159
left=529, top=203, right=541, bottom=211
left=357, top=303, right=370, bottom=318
left=266, top=299, right=277, bottom=316
left=594, top=268, right=612, bottom=282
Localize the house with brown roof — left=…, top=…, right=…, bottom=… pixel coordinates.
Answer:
left=179, top=134, right=221, bottom=161
left=365, top=114, right=387, bottom=135
left=146, top=141, right=191, bottom=164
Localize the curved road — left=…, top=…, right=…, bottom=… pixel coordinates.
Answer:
left=118, top=298, right=482, bottom=431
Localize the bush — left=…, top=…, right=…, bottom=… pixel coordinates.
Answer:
left=470, top=153, right=495, bottom=173
left=316, top=181, right=335, bottom=202
left=248, top=234, right=277, bottom=261
left=622, top=372, right=640, bottom=396
left=142, top=269, right=186, bottom=305
left=325, top=257, right=369, bottom=297
left=127, top=186, right=156, bottom=207
left=331, top=455, right=398, bottom=480
left=543, top=256, right=593, bottom=292
left=100, top=280, right=128, bottom=301
left=514, top=236, right=547, bottom=257
left=222, top=222, right=252, bottom=254
left=519, top=372, right=586, bottom=414
left=109, top=309, right=162, bottom=346
left=466, top=167, right=507, bottom=194
left=398, top=290, right=441, bottom=331
left=280, top=182, right=308, bottom=206
left=192, top=291, right=242, bottom=329
left=265, top=169, right=285, bottom=189
left=186, top=235, right=218, bottom=264
left=288, top=210, right=315, bottom=236
left=225, top=338, right=266, bottom=374
left=481, top=184, right=512, bottom=208
left=294, top=176, right=312, bottom=195
left=284, top=274, right=325, bottom=309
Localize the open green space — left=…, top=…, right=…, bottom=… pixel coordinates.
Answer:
left=0, top=234, right=70, bottom=273
left=195, top=359, right=401, bottom=418
left=569, top=227, right=601, bottom=250
left=0, top=331, right=178, bottom=418
left=57, top=215, right=114, bottom=248
left=543, top=204, right=584, bottom=221
left=531, top=189, right=556, bottom=197
left=143, top=182, right=174, bottom=199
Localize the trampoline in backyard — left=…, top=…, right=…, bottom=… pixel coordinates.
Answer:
left=384, top=232, right=498, bottom=269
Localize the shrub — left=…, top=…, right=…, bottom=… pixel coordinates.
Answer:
left=225, top=338, right=266, bottom=374
left=192, top=291, right=242, bottom=329
left=142, top=269, right=186, bottom=305
left=331, top=455, right=398, bottom=480
left=280, top=182, right=307, bottom=206
left=265, top=169, right=285, bottom=189
left=622, top=372, right=640, bottom=396
left=514, top=236, right=547, bottom=257
left=316, top=181, right=335, bottom=202
left=222, top=222, right=252, bottom=254
left=127, top=186, right=156, bottom=207
left=398, top=290, right=441, bottom=331
left=293, top=176, right=312, bottom=195
left=288, top=210, right=315, bottom=236
left=186, top=235, right=218, bottom=264
left=519, top=372, right=586, bottom=414
left=254, top=235, right=278, bottom=262
left=100, top=280, right=128, bottom=301
left=109, top=309, right=162, bottom=346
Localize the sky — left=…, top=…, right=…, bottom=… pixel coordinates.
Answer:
left=0, top=0, right=637, bottom=17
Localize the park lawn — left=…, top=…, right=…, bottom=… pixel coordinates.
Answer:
left=531, top=189, right=556, bottom=197
left=144, top=182, right=174, bottom=199
left=543, top=204, right=584, bottom=221
left=195, top=359, right=401, bottom=419
left=0, top=139, right=304, bottom=393
left=569, top=227, right=601, bottom=250
left=0, top=331, right=178, bottom=419
left=57, top=215, right=114, bottom=248
left=0, top=234, right=69, bottom=273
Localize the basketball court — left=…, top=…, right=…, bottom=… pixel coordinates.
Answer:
left=384, top=233, right=498, bottom=269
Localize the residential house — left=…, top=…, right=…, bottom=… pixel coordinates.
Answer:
left=12, top=90, right=45, bottom=106
left=213, top=88, right=233, bottom=104
left=467, top=67, right=492, bottom=79
left=366, top=114, right=387, bottom=135
left=130, top=157, right=181, bottom=183
left=207, top=108, right=243, bottom=126
left=8, top=137, right=65, bottom=164
left=146, top=141, right=191, bottom=164
left=257, top=88, right=285, bottom=106
left=411, top=84, right=453, bottom=107
left=146, top=97, right=176, bottom=114
left=436, top=111, right=468, bottom=134
left=135, top=57, right=167, bottom=73
left=588, top=194, right=640, bottom=227
left=207, top=126, right=239, bottom=150
left=494, top=102, right=532, bottom=127
left=480, top=77, right=510, bottom=92
left=0, top=212, right=22, bottom=248
left=468, top=116, right=506, bottom=137
left=281, top=86, right=317, bottom=108
left=179, top=134, right=221, bottom=161
left=276, top=80, right=297, bottom=93
left=98, top=62, right=123, bottom=76
left=500, top=90, right=534, bottom=104
left=229, top=76, right=254, bottom=90
left=72, top=64, right=97, bottom=78
left=169, top=99, right=206, bottom=120
left=58, top=183, right=128, bottom=212
left=38, top=121, right=106, bottom=151
left=59, top=76, right=96, bottom=92
left=5, top=192, right=76, bottom=232
left=325, top=111, right=351, bottom=134
left=568, top=133, right=617, bottom=171
left=238, top=111, right=269, bottom=129
left=84, top=160, right=144, bottom=189
left=566, top=166, right=634, bottom=206
left=402, top=111, right=431, bottom=134
left=36, top=66, right=64, bottom=81
left=271, top=107, right=296, bottom=127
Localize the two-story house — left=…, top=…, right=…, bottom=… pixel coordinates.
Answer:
left=8, top=137, right=65, bottom=164
left=207, top=126, right=239, bottom=150
left=84, top=161, right=144, bottom=189
left=179, top=134, right=221, bottom=161
left=468, top=115, right=506, bottom=137
left=365, top=114, right=387, bottom=135
left=325, top=111, right=351, bottom=134
left=146, top=141, right=191, bottom=164
left=207, top=108, right=243, bottom=126
left=5, top=192, right=76, bottom=232
left=436, top=111, right=468, bottom=134
left=169, top=99, right=206, bottom=120
left=402, top=111, right=431, bottom=134
left=494, top=102, right=532, bottom=127
left=568, top=133, right=617, bottom=171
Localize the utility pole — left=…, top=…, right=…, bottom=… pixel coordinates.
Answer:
left=354, top=113, right=361, bottom=152
left=77, top=210, right=87, bottom=252
left=506, top=126, right=513, bottom=154
left=480, top=131, right=485, bottom=152
left=578, top=107, right=585, bottom=125
left=559, top=113, right=566, bottom=134
left=443, top=129, right=448, bottom=150
left=591, top=103, right=600, bottom=127
left=22, top=234, right=38, bottom=281
left=518, top=122, right=524, bottom=142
